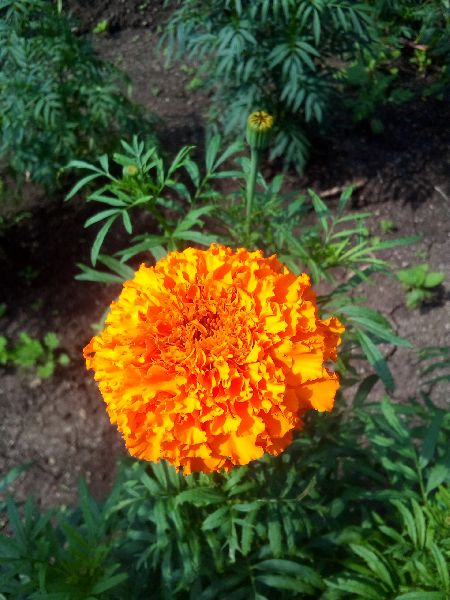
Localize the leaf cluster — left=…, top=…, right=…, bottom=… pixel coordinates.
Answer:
left=69, top=135, right=419, bottom=392
left=161, top=0, right=373, bottom=170
left=0, top=479, right=127, bottom=599
left=341, top=0, right=450, bottom=126
left=396, top=263, right=445, bottom=309
left=66, top=135, right=242, bottom=278
left=1, top=385, right=449, bottom=598
left=0, top=0, right=156, bottom=188
left=370, top=0, right=450, bottom=66
left=0, top=330, right=69, bottom=378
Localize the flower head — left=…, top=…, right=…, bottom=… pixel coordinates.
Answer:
left=84, top=245, right=343, bottom=474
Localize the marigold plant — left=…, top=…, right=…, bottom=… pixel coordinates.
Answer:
left=84, top=245, right=344, bottom=473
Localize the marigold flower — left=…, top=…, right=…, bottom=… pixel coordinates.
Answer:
left=84, top=245, right=344, bottom=474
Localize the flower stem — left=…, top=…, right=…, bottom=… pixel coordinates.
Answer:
left=245, top=146, right=260, bottom=243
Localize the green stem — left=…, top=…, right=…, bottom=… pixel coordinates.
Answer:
left=245, top=146, right=260, bottom=244
left=145, top=200, right=171, bottom=235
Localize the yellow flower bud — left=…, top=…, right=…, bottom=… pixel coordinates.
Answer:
left=246, top=111, right=274, bottom=150
left=123, top=164, right=138, bottom=177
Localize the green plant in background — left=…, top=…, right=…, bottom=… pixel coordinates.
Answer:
left=350, top=0, right=450, bottom=115
left=370, top=0, right=450, bottom=66
left=380, top=218, right=396, bottom=233
left=339, top=46, right=415, bottom=132
left=93, top=19, right=109, bottom=34
left=161, top=0, right=373, bottom=171
left=396, top=263, right=445, bottom=309
left=327, top=489, right=450, bottom=598
left=410, top=46, right=432, bottom=76
left=0, top=331, right=69, bottom=378
left=0, top=0, right=156, bottom=189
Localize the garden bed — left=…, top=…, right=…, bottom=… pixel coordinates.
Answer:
left=0, top=7, right=449, bottom=509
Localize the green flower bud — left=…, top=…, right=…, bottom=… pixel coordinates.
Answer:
left=123, top=164, right=138, bottom=177
left=246, top=111, right=274, bottom=150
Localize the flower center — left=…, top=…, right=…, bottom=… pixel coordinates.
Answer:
left=188, top=312, right=221, bottom=341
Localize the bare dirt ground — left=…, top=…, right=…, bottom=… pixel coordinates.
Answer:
left=0, top=7, right=449, bottom=508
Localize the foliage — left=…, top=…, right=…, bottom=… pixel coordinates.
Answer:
left=68, top=135, right=420, bottom=393
left=338, top=46, right=413, bottom=132
left=370, top=0, right=450, bottom=69
left=0, top=330, right=69, bottom=378
left=396, top=263, right=445, bottom=309
left=37, top=130, right=448, bottom=598
left=161, top=0, right=373, bottom=170
left=342, top=0, right=450, bottom=127
left=66, top=136, right=241, bottom=269
left=416, top=346, right=450, bottom=389
left=327, top=488, right=450, bottom=598
left=93, top=19, right=109, bottom=34
left=0, top=0, right=156, bottom=188
left=1, top=384, right=449, bottom=598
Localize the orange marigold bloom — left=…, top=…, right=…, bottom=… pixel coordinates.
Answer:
left=84, top=245, right=344, bottom=474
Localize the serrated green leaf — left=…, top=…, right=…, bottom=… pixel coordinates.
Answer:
left=308, top=189, right=329, bottom=234
left=84, top=209, right=119, bottom=228
left=350, top=544, right=394, bottom=589
left=205, top=135, right=221, bottom=173
left=6, top=497, right=26, bottom=550
left=411, top=499, right=426, bottom=549
left=430, top=542, right=449, bottom=592
left=90, top=572, right=128, bottom=594
left=424, top=272, right=444, bottom=288
left=254, top=560, right=322, bottom=588
left=121, top=210, right=132, bottom=234
left=420, top=411, right=444, bottom=467
left=380, top=398, right=409, bottom=438
left=98, top=255, right=134, bottom=280
left=374, top=236, right=420, bottom=251
left=91, top=216, right=116, bottom=266
left=268, top=509, right=282, bottom=557
left=202, top=506, right=229, bottom=531
left=173, top=230, right=218, bottom=246
left=327, top=577, right=383, bottom=599
left=75, top=263, right=124, bottom=284
left=395, top=593, right=445, bottom=600
left=392, top=501, right=417, bottom=547
left=0, top=463, right=33, bottom=494
left=176, top=487, right=225, bottom=507
left=256, top=574, right=313, bottom=594
left=65, top=172, right=102, bottom=201
left=426, top=463, right=450, bottom=495
left=355, top=331, right=395, bottom=392
left=353, top=374, right=379, bottom=407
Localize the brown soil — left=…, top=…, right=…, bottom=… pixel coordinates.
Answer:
left=1, top=5, right=449, bottom=509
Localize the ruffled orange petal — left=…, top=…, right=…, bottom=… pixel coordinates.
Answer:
left=84, top=244, right=344, bottom=473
